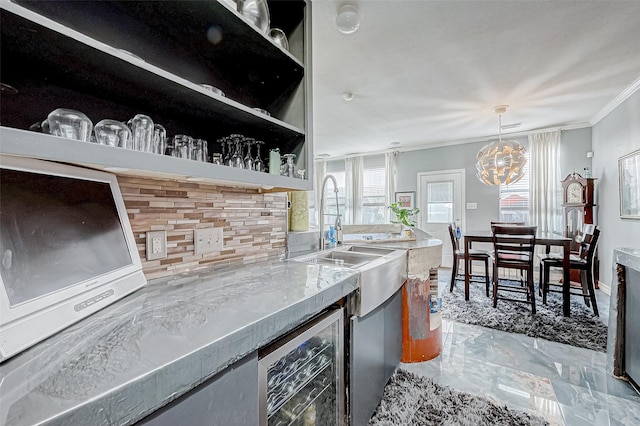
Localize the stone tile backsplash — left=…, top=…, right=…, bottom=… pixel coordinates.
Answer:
left=118, top=176, right=287, bottom=280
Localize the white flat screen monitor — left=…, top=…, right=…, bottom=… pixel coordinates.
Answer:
left=0, top=155, right=146, bottom=362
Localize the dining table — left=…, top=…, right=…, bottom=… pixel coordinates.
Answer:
left=463, top=230, right=573, bottom=317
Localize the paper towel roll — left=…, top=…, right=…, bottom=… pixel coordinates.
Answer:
left=289, top=191, right=309, bottom=231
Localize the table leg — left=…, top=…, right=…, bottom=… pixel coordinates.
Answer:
left=465, top=239, right=471, bottom=301
left=563, top=240, right=571, bottom=317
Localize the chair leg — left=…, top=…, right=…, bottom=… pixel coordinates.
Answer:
left=579, top=269, right=591, bottom=307
left=529, top=271, right=536, bottom=314
left=484, top=258, right=490, bottom=297
left=542, top=262, right=549, bottom=305
left=492, top=264, right=498, bottom=308
left=584, top=269, right=599, bottom=317
left=450, top=257, right=458, bottom=292
left=538, top=262, right=543, bottom=297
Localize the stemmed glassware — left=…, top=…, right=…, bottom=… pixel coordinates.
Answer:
left=230, top=135, right=244, bottom=168
left=218, top=137, right=227, bottom=163
left=243, top=137, right=255, bottom=170
left=254, top=140, right=265, bottom=172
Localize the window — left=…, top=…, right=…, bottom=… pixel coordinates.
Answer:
left=312, top=154, right=388, bottom=229
left=427, top=181, right=453, bottom=223
left=361, top=156, right=386, bottom=224
left=499, top=152, right=530, bottom=223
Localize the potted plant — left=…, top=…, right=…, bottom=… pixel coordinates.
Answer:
left=389, top=203, right=420, bottom=236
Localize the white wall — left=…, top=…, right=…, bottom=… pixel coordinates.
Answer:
left=592, top=89, right=640, bottom=287
left=396, top=129, right=592, bottom=233
left=560, top=127, right=593, bottom=178
left=397, top=140, right=505, bottom=232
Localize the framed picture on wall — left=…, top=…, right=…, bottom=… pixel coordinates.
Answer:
left=619, top=149, right=640, bottom=220
left=395, top=191, right=415, bottom=209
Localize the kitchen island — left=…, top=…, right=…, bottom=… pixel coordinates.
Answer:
left=0, top=261, right=359, bottom=426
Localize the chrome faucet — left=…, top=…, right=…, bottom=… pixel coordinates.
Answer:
left=319, top=174, right=343, bottom=250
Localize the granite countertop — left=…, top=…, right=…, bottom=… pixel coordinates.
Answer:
left=343, top=227, right=442, bottom=251
left=0, top=260, right=359, bottom=426
left=614, top=247, right=640, bottom=271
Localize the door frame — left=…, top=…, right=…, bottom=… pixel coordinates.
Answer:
left=416, top=169, right=466, bottom=265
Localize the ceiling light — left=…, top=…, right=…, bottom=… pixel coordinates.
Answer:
left=390, top=141, right=400, bottom=146
left=476, top=105, right=527, bottom=186
left=342, top=91, right=355, bottom=101
left=336, top=5, right=360, bottom=34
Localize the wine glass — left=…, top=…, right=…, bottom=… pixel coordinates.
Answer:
left=218, top=137, right=228, bottom=164
left=254, top=140, right=265, bottom=172
left=243, top=137, right=255, bottom=170
left=230, top=135, right=244, bottom=168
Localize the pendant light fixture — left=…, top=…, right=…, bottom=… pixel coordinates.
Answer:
left=476, top=105, right=527, bottom=186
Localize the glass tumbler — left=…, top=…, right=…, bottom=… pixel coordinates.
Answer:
left=281, top=153, right=296, bottom=178
left=47, top=108, right=93, bottom=142
left=94, top=119, right=132, bottom=148
left=173, top=134, right=193, bottom=159
left=192, top=139, right=208, bottom=162
left=212, top=153, right=223, bottom=165
left=130, top=114, right=154, bottom=152
left=269, top=28, right=289, bottom=50
left=152, top=124, right=167, bottom=155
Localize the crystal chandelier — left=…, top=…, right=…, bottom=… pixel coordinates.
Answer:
left=476, top=105, right=527, bottom=186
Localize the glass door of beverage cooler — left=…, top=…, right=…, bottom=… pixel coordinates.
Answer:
left=258, top=308, right=344, bottom=426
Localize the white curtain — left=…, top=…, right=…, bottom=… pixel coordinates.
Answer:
left=529, top=131, right=561, bottom=234
left=385, top=151, right=398, bottom=222
left=345, top=156, right=363, bottom=224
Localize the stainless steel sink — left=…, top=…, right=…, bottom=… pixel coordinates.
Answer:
left=316, top=250, right=382, bottom=267
left=290, top=245, right=407, bottom=316
left=341, top=246, right=396, bottom=256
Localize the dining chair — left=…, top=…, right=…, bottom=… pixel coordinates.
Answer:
left=539, top=227, right=600, bottom=316
left=491, top=225, right=537, bottom=313
left=448, top=223, right=491, bottom=296
left=490, top=221, right=525, bottom=284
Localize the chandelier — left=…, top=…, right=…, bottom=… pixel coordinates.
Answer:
left=476, top=105, right=527, bottom=186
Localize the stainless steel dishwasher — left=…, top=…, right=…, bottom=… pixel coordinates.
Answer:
left=258, top=308, right=345, bottom=426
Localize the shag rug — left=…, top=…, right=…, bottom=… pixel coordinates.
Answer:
left=442, top=282, right=607, bottom=352
left=369, top=369, right=548, bottom=426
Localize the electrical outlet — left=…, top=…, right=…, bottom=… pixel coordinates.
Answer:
left=146, top=231, right=167, bottom=260
left=194, top=228, right=224, bottom=255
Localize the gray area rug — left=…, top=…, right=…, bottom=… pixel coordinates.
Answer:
left=369, top=369, right=548, bottom=426
left=442, top=282, right=607, bottom=352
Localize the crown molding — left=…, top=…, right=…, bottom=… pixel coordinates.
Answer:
left=590, top=75, right=640, bottom=125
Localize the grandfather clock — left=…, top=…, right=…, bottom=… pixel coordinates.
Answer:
left=561, top=172, right=598, bottom=286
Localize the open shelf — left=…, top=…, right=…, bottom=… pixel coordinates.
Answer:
left=0, top=0, right=312, bottom=191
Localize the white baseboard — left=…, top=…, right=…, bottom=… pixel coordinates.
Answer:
left=598, top=281, right=611, bottom=295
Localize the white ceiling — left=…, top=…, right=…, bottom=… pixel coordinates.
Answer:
left=310, top=0, right=640, bottom=158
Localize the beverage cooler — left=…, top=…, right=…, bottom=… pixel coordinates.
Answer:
left=258, top=308, right=344, bottom=426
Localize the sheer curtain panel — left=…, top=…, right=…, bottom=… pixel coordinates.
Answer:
left=385, top=151, right=398, bottom=222
left=529, top=131, right=561, bottom=235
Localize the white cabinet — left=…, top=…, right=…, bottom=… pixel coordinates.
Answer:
left=0, top=0, right=312, bottom=191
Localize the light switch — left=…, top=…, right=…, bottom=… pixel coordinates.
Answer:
left=466, top=203, right=478, bottom=210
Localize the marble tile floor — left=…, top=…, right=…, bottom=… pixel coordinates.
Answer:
left=400, top=270, right=640, bottom=426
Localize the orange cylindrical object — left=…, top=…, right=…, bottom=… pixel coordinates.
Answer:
left=401, top=277, right=442, bottom=362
